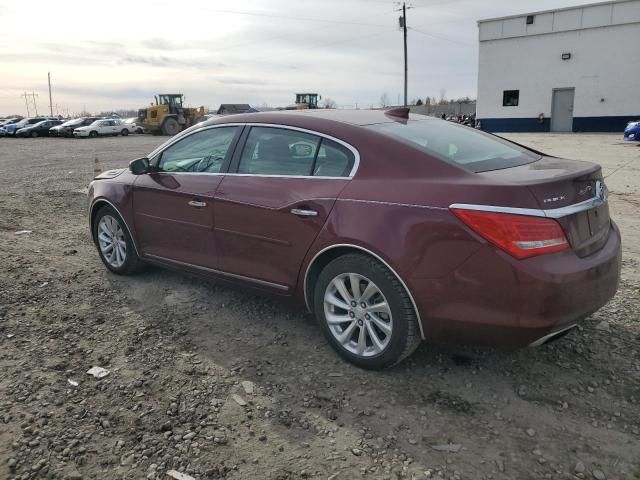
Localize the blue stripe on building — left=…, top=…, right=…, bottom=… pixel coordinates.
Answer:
left=480, top=116, right=638, bottom=133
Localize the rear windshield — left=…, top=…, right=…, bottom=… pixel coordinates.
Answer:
left=367, top=120, right=540, bottom=172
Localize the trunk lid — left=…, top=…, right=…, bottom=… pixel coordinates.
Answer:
left=479, top=157, right=611, bottom=257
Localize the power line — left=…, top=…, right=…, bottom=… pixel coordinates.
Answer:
left=30, top=91, right=39, bottom=115
left=21, top=92, right=31, bottom=116
left=408, top=26, right=474, bottom=46
left=165, top=5, right=398, bottom=28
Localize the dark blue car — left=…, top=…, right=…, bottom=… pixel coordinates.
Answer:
left=624, top=120, right=640, bottom=142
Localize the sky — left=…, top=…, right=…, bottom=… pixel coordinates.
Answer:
left=0, top=0, right=593, bottom=116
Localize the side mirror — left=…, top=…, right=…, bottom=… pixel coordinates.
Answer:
left=129, top=157, right=150, bottom=175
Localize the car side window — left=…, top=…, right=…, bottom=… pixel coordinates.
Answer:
left=158, top=126, right=240, bottom=173
left=238, top=127, right=320, bottom=176
left=313, top=139, right=355, bottom=177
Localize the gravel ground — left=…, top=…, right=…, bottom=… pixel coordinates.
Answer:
left=1, top=134, right=639, bottom=480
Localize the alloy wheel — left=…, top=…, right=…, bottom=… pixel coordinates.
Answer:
left=97, top=215, right=127, bottom=268
left=323, top=273, right=393, bottom=357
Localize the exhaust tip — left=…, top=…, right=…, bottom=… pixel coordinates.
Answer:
left=529, top=324, right=577, bottom=347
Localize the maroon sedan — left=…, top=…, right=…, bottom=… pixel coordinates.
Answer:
left=88, top=108, right=621, bottom=369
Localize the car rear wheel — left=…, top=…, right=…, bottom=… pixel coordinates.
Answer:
left=92, top=206, right=144, bottom=275
left=314, top=253, right=420, bottom=369
left=31, top=131, right=38, bottom=138
left=121, top=129, right=129, bottom=136
left=89, top=131, right=98, bottom=138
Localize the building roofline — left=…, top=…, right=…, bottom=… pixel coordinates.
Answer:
left=477, top=0, right=634, bottom=24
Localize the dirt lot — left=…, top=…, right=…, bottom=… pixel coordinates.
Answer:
left=1, top=133, right=639, bottom=480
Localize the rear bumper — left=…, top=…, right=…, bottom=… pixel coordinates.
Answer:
left=410, top=222, right=622, bottom=348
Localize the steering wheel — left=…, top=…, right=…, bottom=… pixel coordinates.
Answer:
left=196, top=155, right=224, bottom=172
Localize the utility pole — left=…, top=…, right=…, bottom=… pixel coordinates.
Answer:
left=21, top=92, right=31, bottom=116
left=402, top=2, right=408, bottom=106
left=48, top=72, right=53, bottom=117
left=30, top=91, right=39, bottom=115
left=398, top=2, right=411, bottom=106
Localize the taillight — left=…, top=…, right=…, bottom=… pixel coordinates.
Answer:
left=451, top=208, right=569, bottom=259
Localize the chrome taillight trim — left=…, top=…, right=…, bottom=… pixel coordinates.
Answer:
left=450, top=194, right=606, bottom=219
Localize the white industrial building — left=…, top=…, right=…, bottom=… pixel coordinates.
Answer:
left=476, top=0, right=640, bottom=132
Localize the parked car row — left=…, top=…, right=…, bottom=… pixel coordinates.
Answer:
left=0, top=117, right=23, bottom=128
left=0, top=116, right=145, bottom=138
left=0, top=116, right=58, bottom=137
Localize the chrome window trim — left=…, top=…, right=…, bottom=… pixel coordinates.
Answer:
left=88, top=198, right=141, bottom=257
left=151, top=171, right=353, bottom=180
left=303, top=243, right=425, bottom=340
left=338, top=198, right=447, bottom=211
left=450, top=194, right=606, bottom=219
left=144, top=254, right=289, bottom=291
left=146, top=122, right=361, bottom=179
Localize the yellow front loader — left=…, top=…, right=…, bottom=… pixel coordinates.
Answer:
left=138, top=94, right=205, bottom=135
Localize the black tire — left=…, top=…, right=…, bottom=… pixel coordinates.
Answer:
left=161, top=118, right=180, bottom=136
left=121, top=129, right=129, bottom=136
left=31, top=131, right=38, bottom=138
left=89, top=131, right=98, bottom=138
left=92, top=205, right=144, bottom=275
left=314, top=253, right=420, bottom=369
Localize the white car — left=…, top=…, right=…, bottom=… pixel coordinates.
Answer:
left=122, top=117, right=144, bottom=134
left=73, top=119, right=130, bottom=138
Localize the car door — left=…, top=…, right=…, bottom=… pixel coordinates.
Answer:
left=133, top=125, right=243, bottom=269
left=38, top=121, right=51, bottom=134
left=214, top=125, right=357, bottom=291
left=95, top=120, right=108, bottom=135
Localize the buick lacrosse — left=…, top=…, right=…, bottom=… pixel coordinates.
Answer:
left=88, top=108, right=621, bottom=369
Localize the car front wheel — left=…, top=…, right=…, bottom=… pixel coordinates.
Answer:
left=121, top=129, right=129, bottom=136
left=314, top=253, right=420, bottom=369
left=92, top=206, right=144, bottom=275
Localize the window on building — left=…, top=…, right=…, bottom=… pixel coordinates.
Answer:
left=526, top=15, right=535, bottom=25
left=503, top=90, right=520, bottom=107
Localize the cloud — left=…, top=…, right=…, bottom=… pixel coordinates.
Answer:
left=0, top=0, right=594, bottom=115
left=140, top=38, right=185, bottom=51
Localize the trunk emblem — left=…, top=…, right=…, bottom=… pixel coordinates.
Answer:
left=578, top=184, right=593, bottom=196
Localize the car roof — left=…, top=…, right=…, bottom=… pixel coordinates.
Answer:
left=201, top=109, right=435, bottom=131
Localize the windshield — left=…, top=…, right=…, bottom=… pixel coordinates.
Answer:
left=159, top=95, right=182, bottom=107
left=367, top=119, right=540, bottom=172
left=62, top=118, right=83, bottom=127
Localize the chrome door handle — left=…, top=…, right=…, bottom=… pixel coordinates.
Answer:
left=188, top=200, right=208, bottom=208
left=291, top=208, right=318, bottom=217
